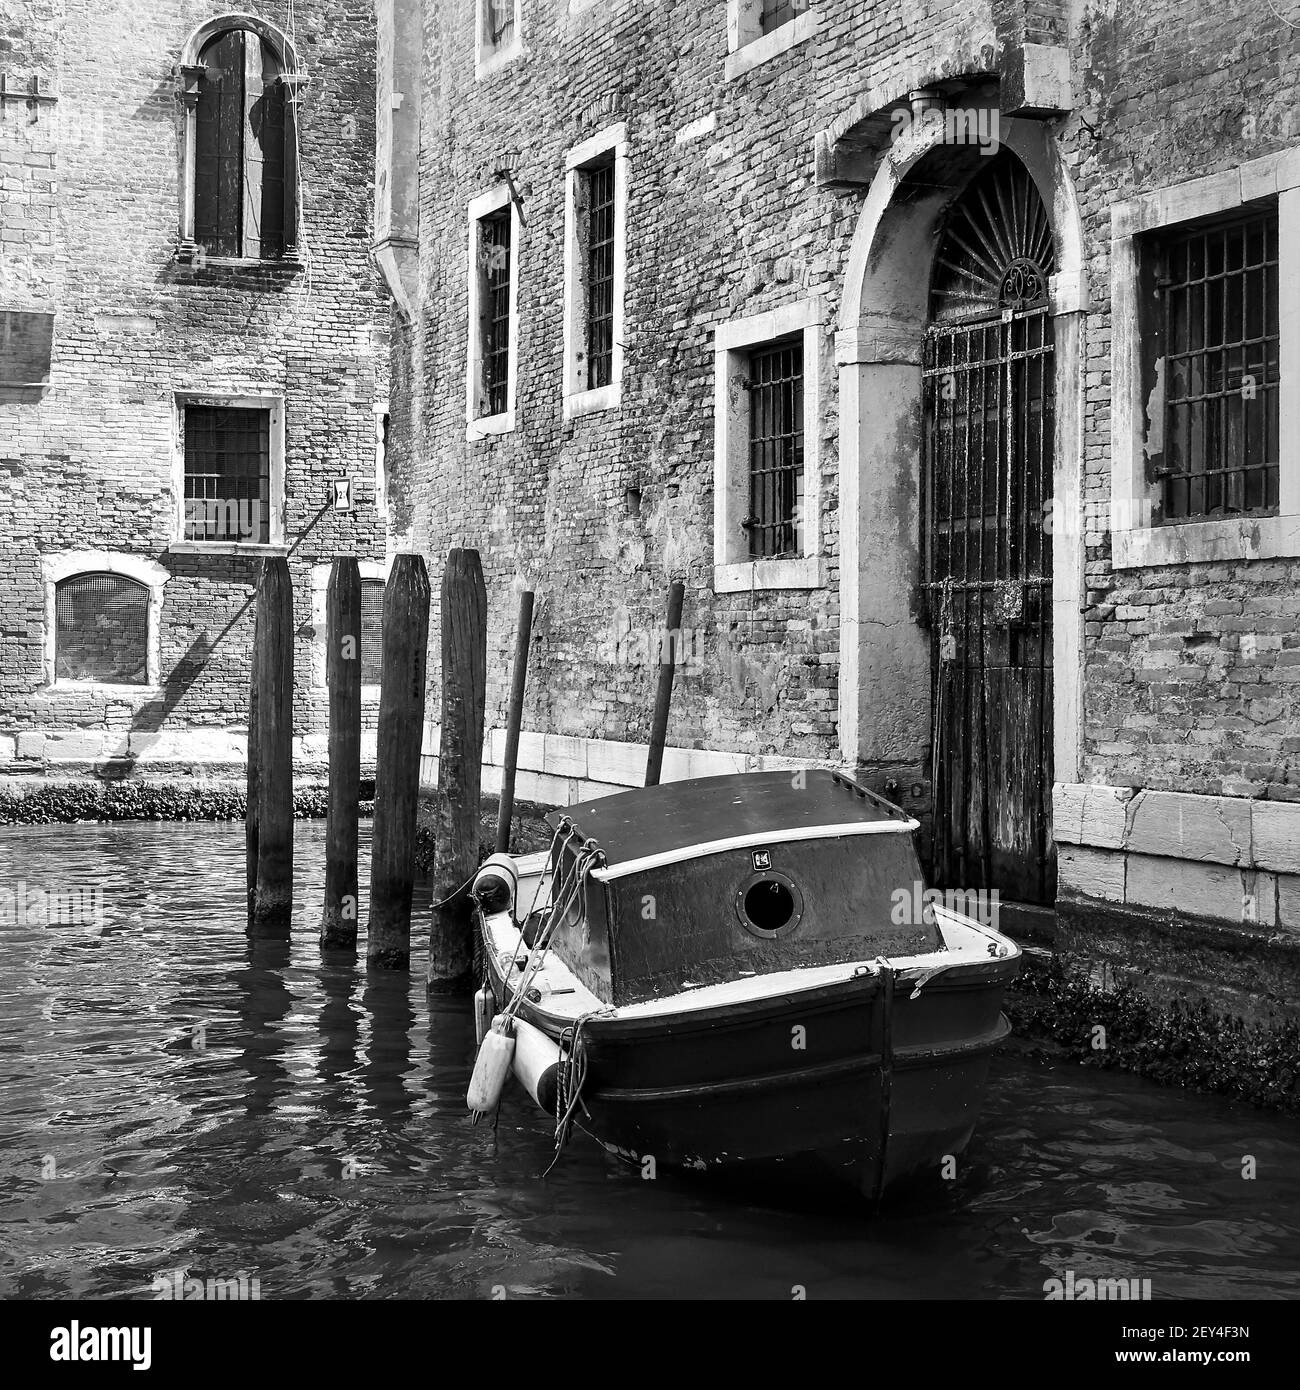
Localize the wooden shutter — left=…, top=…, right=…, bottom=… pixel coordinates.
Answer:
left=194, top=30, right=244, bottom=256
left=243, top=35, right=287, bottom=258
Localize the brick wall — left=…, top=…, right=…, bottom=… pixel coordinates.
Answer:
left=0, top=0, right=388, bottom=772
left=394, top=0, right=1300, bottom=827
left=1074, top=0, right=1300, bottom=802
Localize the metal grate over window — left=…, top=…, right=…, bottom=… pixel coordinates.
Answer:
left=56, top=573, right=149, bottom=685
left=760, top=0, right=803, bottom=34
left=360, top=580, right=384, bottom=685
left=745, top=339, right=804, bottom=559
left=1157, top=209, right=1279, bottom=521
left=480, top=210, right=512, bottom=418
left=484, top=0, right=515, bottom=49
left=184, top=405, right=271, bottom=542
left=583, top=160, right=616, bottom=391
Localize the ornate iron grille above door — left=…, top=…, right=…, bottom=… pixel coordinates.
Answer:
left=922, top=155, right=1057, bottom=906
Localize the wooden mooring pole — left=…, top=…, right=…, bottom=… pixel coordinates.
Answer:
left=366, top=553, right=431, bottom=970
left=251, top=556, right=295, bottom=932
left=428, top=548, right=487, bottom=993
left=495, top=588, right=534, bottom=855
left=321, top=556, right=362, bottom=950
left=644, top=581, right=685, bottom=787
left=244, top=596, right=261, bottom=926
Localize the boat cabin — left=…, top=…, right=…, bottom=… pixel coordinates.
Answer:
left=539, top=769, right=945, bottom=1005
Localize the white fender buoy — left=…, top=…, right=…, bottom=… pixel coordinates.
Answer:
left=473, top=853, right=519, bottom=917
left=467, top=1016, right=516, bottom=1113
left=473, top=986, right=495, bottom=1046
left=512, top=1018, right=563, bottom=1114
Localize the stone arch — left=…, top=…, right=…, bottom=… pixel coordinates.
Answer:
left=180, top=13, right=300, bottom=70
left=835, top=115, right=1088, bottom=802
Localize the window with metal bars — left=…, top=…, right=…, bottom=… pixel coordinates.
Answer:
left=483, top=0, right=515, bottom=49
left=760, top=0, right=804, bottom=33
left=193, top=28, right=292, bottom=259
left=1150, top=207, right=1279, bottom=521
left=183, top=405, right=271, bottom=542
left=478, top=210, right=512, bottom=417
left=360, top=580, right=384, bottom=685
left=580, top=159, right=616, bottom=391
left=745, top=339, right=804, bottom=559
left=55, top=574, right=149, bottom=685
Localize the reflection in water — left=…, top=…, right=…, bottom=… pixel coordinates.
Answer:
left=1, top=819, right=1299, bottom=1300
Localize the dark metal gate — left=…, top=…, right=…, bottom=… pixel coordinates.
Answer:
left=921, top=155, right=1057, bottom=906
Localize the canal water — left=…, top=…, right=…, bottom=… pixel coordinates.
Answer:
left=2, top=820, right=1298, bottom=1301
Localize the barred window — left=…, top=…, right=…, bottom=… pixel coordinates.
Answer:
left=760, top=0, right=805, bottom=33
left=183, top=405, right=271, bottom=542
left=581, top=159, right=616, bottom=391
left=360, top=580, right=384, bottom=685
left=55, top=574, right=149, bottom=685
left=483, top=0, right=515, bottom=49
left=1153, top=208, right=1279, bottom=521
left=193, top=27, right=293, bottom=259
left=478, top=209, right=512, bottom=418
left=745, top=339, right=804, bottom=559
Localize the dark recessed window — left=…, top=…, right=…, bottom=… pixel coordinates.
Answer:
left=745, top=339, right=804, bottom=559
left=478, top=209, right=512, bottom=418
left=360, top=580, right=384, bottom=685
left=1147, top=207, right=1279, bottom=521
left=580, top=159, right=616, bottom=391
left=194, top=28, right=294, bottom=259
left=760, top=0, right=804, bottom=34
left=183, top=405, right=271, bottom=543
left=483, top=0, right=515, bottom=50
left=55, top=574, right=149, bottom=685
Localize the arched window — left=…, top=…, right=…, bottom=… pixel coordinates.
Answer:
left=55, top=574, right=150, bottom=685
left=179, top=19, right=302, bottom=262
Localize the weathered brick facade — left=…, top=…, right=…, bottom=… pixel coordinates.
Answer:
left=386, top=0, right=1300, bottom=997
left=1, top=1, right=388, bottom=774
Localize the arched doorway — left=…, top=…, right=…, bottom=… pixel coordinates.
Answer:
left=923, top=153, right=1056, bottom=904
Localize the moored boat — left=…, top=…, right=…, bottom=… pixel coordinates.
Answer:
left=467, top=768, right=1020, bottom=1199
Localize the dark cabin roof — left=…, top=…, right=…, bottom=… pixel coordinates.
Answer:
left=547, top=769, right=916, bottom=879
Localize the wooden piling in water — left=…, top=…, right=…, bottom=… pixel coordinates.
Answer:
left=251, top=556, right=295, bottom=931
left=366, top=553, right=431, bottom=970
left=428, top=548, right=487, bottom=993
left=495, top=588, right=534, bottom=855
left=321, top=556, right=362, bottom=950
left=245, top=589, right=261, bottom=927
left=644, top=581, right=685, bottom=787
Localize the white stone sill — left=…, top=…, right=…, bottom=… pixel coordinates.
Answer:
left=466, top=410, right=516, bottom=441
left=563, top=382, right=621, bottom=419
left=41, top=683, right=161, bottom=698
left=475, top=37, right=523, bottom=82
left=725, top=11, right=819, bottom=82
left=1111, top=514, right=1300, bottom=568
left=168, top=542, right=287, bottom=557
left=714, top=557, right=823, bottom=592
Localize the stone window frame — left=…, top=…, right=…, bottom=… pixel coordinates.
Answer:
left=40, top=551, right=170, bottom=694
left=712, top=297, right=824, bottom=594
left=309, top=559, right=389, bottom=700
left=474, top=0, right=523, bottom=81
left=465, top=183, right=522, bottom=440
left=1110, top=151, right=1300, bottom=568
left=725, top=0, right=820, bottom=83
left=562, top=122, right=628, bottom=420
left=176, top=14, right=304, bottom=267
left=169, top=391, right=287, bottom=557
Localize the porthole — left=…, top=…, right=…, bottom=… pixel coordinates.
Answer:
left=735, top=870, right=803, bottom=940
